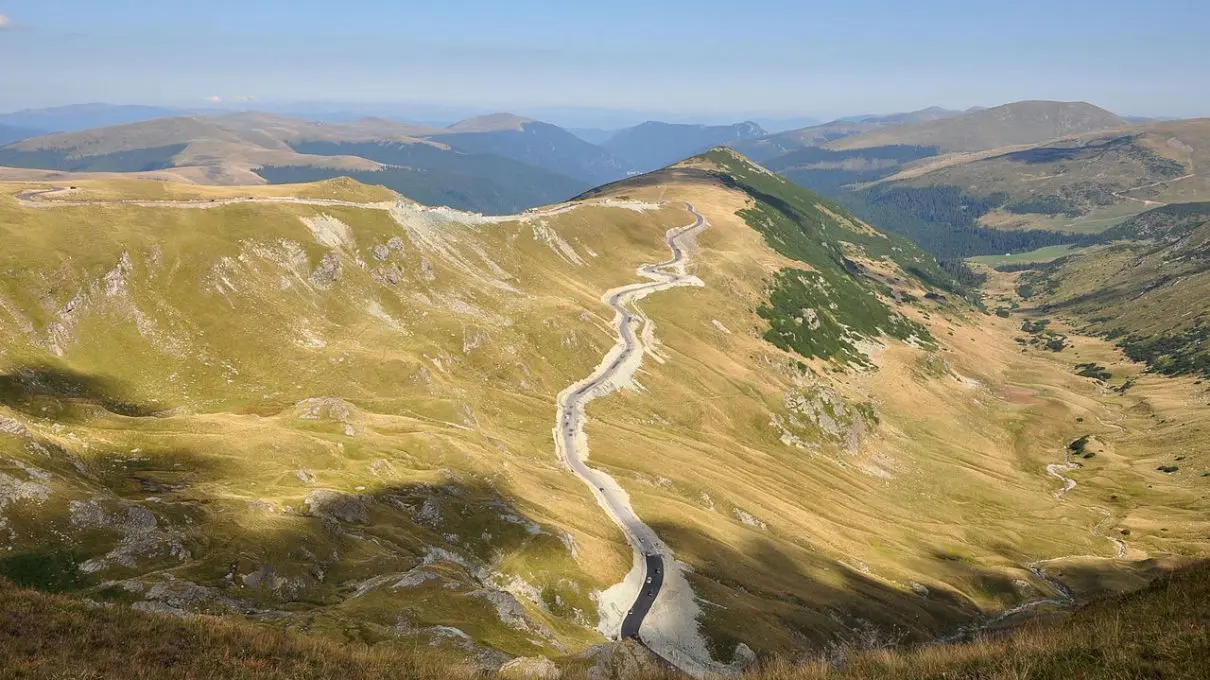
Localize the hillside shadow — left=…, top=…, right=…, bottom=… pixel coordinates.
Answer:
left=0, top=447, right=1194, bottom=665
left=0, top=364, right=162, bottom=418
left=647, top=519, right=1169, bottom=659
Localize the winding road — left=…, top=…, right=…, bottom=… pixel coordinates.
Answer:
left=553, top=203, right=708, bottom=648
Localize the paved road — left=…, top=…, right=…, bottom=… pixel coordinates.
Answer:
left=554, top=203, right=707, bottom=643
left=621, top=553, right=665, bottom=639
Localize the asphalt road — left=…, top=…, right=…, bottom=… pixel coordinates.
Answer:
left=554, top=203, right=707, bottom=642
left=621, top=553, right=665, bottom=639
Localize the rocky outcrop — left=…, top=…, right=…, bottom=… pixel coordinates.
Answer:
left=781, top=385, right=877, bottom=454
left=500, top=656, right=561, bottom=680
left=69, top=498, right=189, bottom=573
left=309, top=252, right=343, bottom=289
left=303, top=489, right=371, bottom=524
left=576, top=641, right=666, bottom=680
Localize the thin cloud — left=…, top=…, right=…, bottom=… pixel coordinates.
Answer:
left=207, top=95, right=223, bottom=104
left=0, top=14, right=14, bottom=30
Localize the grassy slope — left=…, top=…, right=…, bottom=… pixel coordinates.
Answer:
left=1016, top=209, right=1210, bottom=377
left=573, top=153, right=1210, bottom=661
left=0, top=177, right=693, bottom=659
left=0, top=577, right=471, bottom=680
left=2, top=170, right=1207, bottom=670
left=752, top=561, right=1210, bottom=680
left=967, top=244, right=1092, bottom=267
left=698, top=148, right=947, bottom=364
left=826, top=101, right=1127, bottom=153
left=3, top=560, right=1206, bottom=679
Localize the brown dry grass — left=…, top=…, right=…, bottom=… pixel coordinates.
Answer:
left=3, top=562, right=1207, bottom=679
left=0, top=579, right=473, bottom=680
left=744, top=561, right=1210, bottom=680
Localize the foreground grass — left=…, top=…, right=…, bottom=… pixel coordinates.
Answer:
left=0, top=579, right=475, bottom=680
left=4, top=563, right=1208, bottom=679
left=747, top=562, right=1210, bottom=680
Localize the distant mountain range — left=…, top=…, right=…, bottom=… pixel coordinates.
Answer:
left=3, top=100, right=1202, bottom=241
left=0, top=110, right=773, bottom=213
left=602, top=121, right=766, bottom=173
left=0, top=104, right=202, bottom=133
left=715, top=100, right=1210, bottom=260
left=827, top=100, right=1128, bottom=152
left=0, top=123, right=45, bottom=146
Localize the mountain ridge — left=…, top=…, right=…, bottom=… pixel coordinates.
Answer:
left=826, top=100, right=1128, bottom=153
left=603, top=120, right=766, bottom=173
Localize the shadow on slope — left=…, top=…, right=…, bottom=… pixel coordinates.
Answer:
left=0, top=364, right=165, bottom=418
left=648, top=519, right=1167, bottom=662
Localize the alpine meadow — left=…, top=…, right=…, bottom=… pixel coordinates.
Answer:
left=1, top=2, right=1208, bottom=679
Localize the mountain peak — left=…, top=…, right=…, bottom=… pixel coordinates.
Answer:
left=446, top=113, right=536, bottom=133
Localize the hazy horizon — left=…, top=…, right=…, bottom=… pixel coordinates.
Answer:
left=2, top=0, right=1208, bottom=124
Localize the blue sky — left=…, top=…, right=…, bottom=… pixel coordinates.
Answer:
left=1, top=0, right=1207, bottom=122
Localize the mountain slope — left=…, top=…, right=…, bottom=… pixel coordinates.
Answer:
left=1, top=163, right=1206, bottom=672
left=1016, top=202, right=1210, bottom=378
left=5, top=560, right=1206, bottom=678
left=875, top=119, right=1210, bottom=234
left=834, top=118, right=1210, bottom=258
left=827, top=101, right=1128, bottom=153
left=432, top=117, right=631, bottom=185
left=0, top=123, right=44, bottom=146
left=730, top=107, right=965, bottom=163
left=747, top=107, right=1208, bottom=259
left=603, top=121, right=765, bottom=172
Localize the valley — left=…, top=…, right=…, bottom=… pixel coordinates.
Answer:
left=0, top=89, right=1209, bottom=680
left=4, top=0, right=1210, bottom=674
left=1, top=143, right=1206, bottom=678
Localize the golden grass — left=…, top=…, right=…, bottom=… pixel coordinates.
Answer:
left=0, top=172, right=1206, bottom=667
left=3, top=561, right=1207, bottom=679
left=743, top=562, right=1210, bottom=680
left=0, top=578, right=476, bottom=680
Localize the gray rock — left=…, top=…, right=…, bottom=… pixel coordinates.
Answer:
left=578, top=641, right=664, bottom=680
left=500, top=657, right=561, bottom=680
left=0, top=416, right=30, bottom=438
left=309, top=252, right=342, bottom=289
left=304, top=489, right=370, bottom=524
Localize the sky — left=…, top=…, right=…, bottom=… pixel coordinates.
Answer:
left=1, top=0, right=1208, bottom=125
